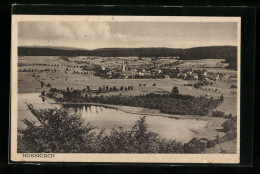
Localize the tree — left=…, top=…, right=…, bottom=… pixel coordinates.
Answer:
left=41, top=91, right=45, bottom=96
left=221, top=117, right=237, bottom=133
left=40, top=82, right=44, bottom=88
left=87, top=86, right=91, bottom=92
left=172, top=86, right=179, bottom=94
left=85, top=93, right=88, bottom=99
left=18, top=104, right=96, bottom=153
left=220, top=94, right=224, bottom=101
left=98, top=87, right=102, bottom=93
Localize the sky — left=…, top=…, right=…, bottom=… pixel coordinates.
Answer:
left=18, top=21, right=238, bottom=49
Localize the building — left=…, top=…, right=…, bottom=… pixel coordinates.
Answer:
left=192, top=73, right=199, bottom=80
left=101, top=66, right=106, bottom=70
left=151, top=69, right=162, bottom=74
left=186, top=71, right=193, bottom=76
left=122, top=61, right=125, bottom=71
left=122, top=70, right=136, bottom=78
left=203, top=71, right=208, bottom=76
left=215, top=74, right=220, bottom=81
left=164, top=75, right=170, bottom=79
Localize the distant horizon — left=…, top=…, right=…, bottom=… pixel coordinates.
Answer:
left=18, top=44, right=237, bottom=51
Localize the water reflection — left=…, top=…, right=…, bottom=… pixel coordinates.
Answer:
left=18, top=93, right=209, bottom=143
left=63, top=104, right=208, bottom=143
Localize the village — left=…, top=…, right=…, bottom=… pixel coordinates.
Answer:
left=18, top=55, right=238, bottom=100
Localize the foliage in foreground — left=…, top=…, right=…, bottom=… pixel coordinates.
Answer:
left=221, top=117, right=237, bottom=133
left=18, top=105, right=236, bottom=153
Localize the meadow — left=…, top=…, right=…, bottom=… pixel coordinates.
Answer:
left=17, top=56, right=238, bottom=153
left=18, top=56, right=238, bottom=115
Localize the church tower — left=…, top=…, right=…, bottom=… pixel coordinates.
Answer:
left=122, top=61, right=125, bottom=71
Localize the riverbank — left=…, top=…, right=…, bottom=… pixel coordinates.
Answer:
left=47, top=99, right=225, bottom=122
left=20, top=93, right=235, bottom=153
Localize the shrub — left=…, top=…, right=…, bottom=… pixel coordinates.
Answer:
left=221, top=117, right=237, bottom=133
left=220, top=147, right=233, bottom=154
left=212, top=111, right=225, bottom=117
left=41, top=91, right=45, bottom=96
left=218, top=130, right=237, bottom=143
left=183, top=138, right=207, bottom=153
left=207, top=140, right=217, bottom=148
left=171, top=86, right=179, bottom=94
left=47, top=83, right=51, bottom=87
left=220, top=94, right=224, bottom=101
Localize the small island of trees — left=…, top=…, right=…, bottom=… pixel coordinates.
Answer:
left=46, top=86, right=224, bottom=116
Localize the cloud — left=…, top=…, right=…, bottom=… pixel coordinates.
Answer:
left=19, top=22, right=75, bottom=40
left=18, top=21, right=238, bottom=49
left=19, top=21, right=114, bottom=47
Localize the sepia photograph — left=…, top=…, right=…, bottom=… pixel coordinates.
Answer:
left=11, top=15, right=240, bottom=163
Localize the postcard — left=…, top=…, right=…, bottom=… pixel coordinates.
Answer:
left=10, top=15, right=240, bottom=163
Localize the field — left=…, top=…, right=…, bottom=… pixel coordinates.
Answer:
left=17, top=56, right=239, bottom=154
left=18, top=56, right=238, bottom=116
left=175, top=59, right=228, bottom=68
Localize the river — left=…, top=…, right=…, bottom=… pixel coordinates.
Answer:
left=18, top=93, right=209, bottom=143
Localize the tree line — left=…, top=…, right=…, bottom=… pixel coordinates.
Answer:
left=47, top=86, right=223, bottom=116
left=18, top=46, right=237, bottom=70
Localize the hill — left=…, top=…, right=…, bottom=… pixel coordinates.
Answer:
left=18, top=46, right=237, bottom=70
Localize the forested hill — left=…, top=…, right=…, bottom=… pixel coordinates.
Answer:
left=18, top=46, right=237, bottom=69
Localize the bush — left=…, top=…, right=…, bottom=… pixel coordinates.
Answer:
left=47, top=83, right=51, bottom=87
left=171, top=86, right=179, bottom=94
left=183, top=138, right=207, bottom=153
left=212, top=111, right=225, bottom=117
left=221, top=117, right=237, bottom=133
left=41, top=91, right=45, bottom=96
left=220, top=94, right=224, bottom=101
left=207, top=140, right=217, bottom=148
left=218, top=130, right=237, bottom=143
